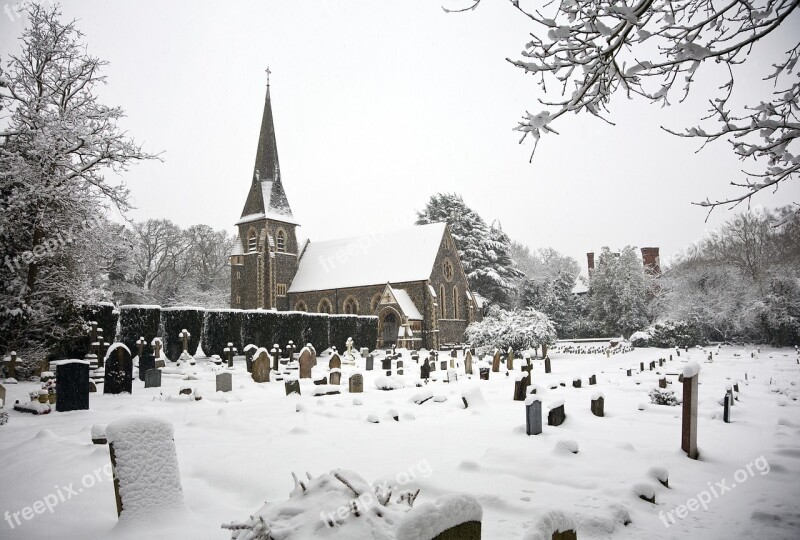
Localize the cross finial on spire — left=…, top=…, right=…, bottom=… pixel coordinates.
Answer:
left=265, top=66, right=271, bottom=87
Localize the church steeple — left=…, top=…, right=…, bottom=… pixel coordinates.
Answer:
left=240, top=75, right=296, bottom=223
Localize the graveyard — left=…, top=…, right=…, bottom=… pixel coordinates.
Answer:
left=1, top=342, right=799, bottom=539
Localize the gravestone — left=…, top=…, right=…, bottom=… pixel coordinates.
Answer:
left=397, top=360, right=404, bottom=376
left=2, top=351, right=19, bottom=380
left=479, top=367, right=490, bottom=380
left=659, top=377, right=667, bottom=389
left=0, top=383, right=5, bottom=409
left=138, top=355, right=156, bottom=382
left=548, top=403, right=566, bottom=426
left=591, top=395, right=604, bottom=417
left=144, top=369, right=161, bottom=388
left=449, top=358, right=455, bottom=369
left=723, top=393, right=731, bottom=423
left=420, top=360, right=431, bottom=380
left=650, top=361, right=656, bottom=371
left=492, top=351, right=500, bottom=372
left=626, top=369, right=632, bottom=376
left=572, top=379, right=581, bottom=388
left=440, top=360, right=447, bottom=371
left=382, top=358, right=392, bottom=372
left=589, top=374, right=596, bottom=385
left=224, top=343, right=237, bottom=368
left=271, top=348, right=280, bottom=371
left=349, top=373, right=363, bottom=393
left=313, top=376, right=328, bottom=385
left=216, top=372, right=232, bottom=393
left=329, top=353, right=342, bottom=370
left=544, top=356, right=551, bottom=374
left=155, top=359, right=166, bottom=369
left=682, top=364, right=699, bottom=460
left=525, top=397, right=542, bottom=435
left=105, top=345, right=133, bottom=394
left=299, top=349, right=314, bottom=379
left=136, top=337, right=146, bottom=358
left=659, top=358, right=664, bottom=367
left=284, top=379, right=301, bottom=395
left=55, top=361, right=90, bottom=412
left=360, top=347, right=369, bottom=358
left=366, top=356, right=374, bottom=371
left=179, top=329, right=191, bottom=355
left=640, top=362, right=645, bottom=372
left=244, top=345, right=257, bottom=372
left=464, top=351, right=473, bottom=375
left=513, top=374, right=529, bottom=401
left=329, top=370, right=341, bottom=386
left=507, top=348, right=514, bottom=370
left=252, top=351, right=271, bottom=383
left=451, top=349, right=457, bottom=358
left=152, top=339, right=162, bottom=360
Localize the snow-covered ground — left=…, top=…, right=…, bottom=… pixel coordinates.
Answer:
left=1, top=346, right=799, bottom=539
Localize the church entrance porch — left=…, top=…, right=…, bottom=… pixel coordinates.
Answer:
left=378, top=309, right=400, bottom=348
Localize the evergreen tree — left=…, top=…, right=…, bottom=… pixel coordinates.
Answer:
left=587, top=246, right=650, bottom=337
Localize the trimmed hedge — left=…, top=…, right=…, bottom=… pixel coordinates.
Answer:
left=202, top=309, right=243, bottom=357
left=358, top=316, right=378, bottom=351
left=119, top=305, right=161, bottom=356
left=240, top=310, right=279, bottom=350
left=162, top=306, right=204, bottom=360
left=329, top=315, right=376, bottom=352
left=53, top=302, right=118, bottom=359
left=301, top=313, right=330, bottom=351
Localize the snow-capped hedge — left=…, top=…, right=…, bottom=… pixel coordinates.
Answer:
left=329, top=315, right=378, bottom=352
left=632, top=320, right=701, bottom=348
left=161, top=306, right=204, bottom=360
left=302, top=313, right=330, bottom=350
left=239, top=310, right=278, bottom=350
left=202, top=309, right=243, bottom=358
left=119, top=305, right=161, bottom=356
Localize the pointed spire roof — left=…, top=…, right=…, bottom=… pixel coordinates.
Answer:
left=238, top=83, right=297, bottom=226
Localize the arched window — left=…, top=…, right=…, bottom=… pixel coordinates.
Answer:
left=247, top=228, right=257, bottom=252
left=318, top=298, right=332, bottom=314
left=439, top=285, right=446, bottom=319
left=453, top=286, right=459, bottom=319
left=276, top=229, right=286, bottom=253
left=343, top=296, right=358, bottom=315
left=370, top=293, right=381, bottom=313
left=294, top=300, right=307, bottom=312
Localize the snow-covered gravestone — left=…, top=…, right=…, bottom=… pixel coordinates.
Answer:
left=464, top=350, right=473, bottom=375
left=138, top=355, right=155, bottom=382
left=349, top=373, right=363, bottom=393
left=682, top=362, right=700, bottom=460
left=105, top=344, right=133, bottom=395
left=151, top=338, right=163, bottom=359
left=2, top=351, right=19, bottom=380
left=224, top=343, right=237, bottom=368
left=420, top=359, right=431, bottom=381
left=591, top=393, right=604, bottom=417
left=514, top=373, right=529, bottom=401
left=54, top=360, right=90, bottom=412
left=136, top=337, right=146, bottom=358
left=525, top=396, right=542, bottom=436
left=346, top=337, right=354, bottom=355
left=395, top=493, right=482, bottom=540
left=507, top=348, right=514, bottom=370
left=243, top=344, right=257, bottom=373
left=329, top=352, right=342, bottom=370
left=252, top=349, right=271, bottom=383
left=329, top=368, right=341, bottom=386
left=723, top=393, right=732, bottom=423
left=299, top=347, right=314, bottom=379
left=106, top=416, right=185, bottom=520
left=547, top=400, right=566, bottom=427
left=216, top=372, right=232, bottom=393
left=397, top=360, right=404, bottom=376
left=492, top=350, right=500, bottom=372
left=544, top=356, right=551, bottom=374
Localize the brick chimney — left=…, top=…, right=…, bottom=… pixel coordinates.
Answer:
left=587, top=252, right=595, bottom=274
left=641, top=247, right=660, bottom=275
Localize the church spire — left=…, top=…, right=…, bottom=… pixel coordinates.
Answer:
left=253, top=67, right=279, bottom=185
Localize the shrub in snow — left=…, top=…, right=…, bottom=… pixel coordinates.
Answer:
left=633, top=483, right=656, bottom=504
left=201, top=309, right=243, bottom=358
left=522, top=510, right=578, bottom=540
left=649, top=388, right=679, bottom=406
left=375, top=376, right=404, bottom=391
left=635, top=320, right=702, bottom=348
left=629, top=331, right=651, bottom=347
left=161, top=306, right=204, bottom=360
left=54, top=302, right=119, bottom=359
left=466, top=308, right=557, bottom=351
left=648, top=466, right=669, bottom=488
left=119, top=305, right=161, bottom=356
left=395, top=493, right=483, bottom=540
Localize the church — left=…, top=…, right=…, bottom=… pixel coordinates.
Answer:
left=229, top=84, right=483, bottom=350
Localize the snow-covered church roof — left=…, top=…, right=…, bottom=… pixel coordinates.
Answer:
left=382, top=285, right=423, bottom=320
left=288, top=223, right=447, bottom=293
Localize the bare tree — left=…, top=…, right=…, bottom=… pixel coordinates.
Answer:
left=447, top=0, right=799, bottom=217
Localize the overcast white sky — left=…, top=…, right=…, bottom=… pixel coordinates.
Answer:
left=2, top=0, right=798, bottom=274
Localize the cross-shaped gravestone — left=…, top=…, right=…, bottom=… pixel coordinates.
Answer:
left=152, top=339, right=162, bottom=359
left=346, top=337, right=354, bottom=355
left=224, top=343, right=237, bottom=368
left=136, top=337, right=146, bottom=358
left=2, top=352, right=19, bottom=379
left=179, top=329, right=191, bottom=353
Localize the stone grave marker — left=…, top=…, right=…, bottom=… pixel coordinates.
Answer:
left=299, top=348, right=314, bottom=379
left=525, top=396, right=542, bottom=435
left=179, top=329, right=191, bottom=355
left=640, top=362, right=645, bottom=372
left=382, top=358, right=392, bottom=373
left=2, top=351, right=19, bottom=380
left=252, top=351, right=271, bottom=383
left=626, top=369, right=632, bottom=376
left=284, top=379, right=301, bottom=396
left=513, top=373, right=529, bottom=401
left=224, top=343, right=237, bottom=368
left=329, top=369, right=341, bottom=386
left=659, top=358, right=664, bottom=367
left=152, top=338, right=163, bottom=359
left=138, top=355, right=156, bottom=382
left=366, top=355, right=374, bottom=371
left=479, top=367, right=490, bottom=380
left=507, top=348, right=514, bottom=370
left=723, top=393, right=731, bottom=423
left=244, top=344, right=257, bottom=373
left=589, top=374, right=596, bottom=385
left=216, top=372, right=232, bottom=393
left=492, top=350, right=500, bottom=372
left=659, top=377, right=667, bottom=389
left=313, top=376, right=328, bottom=385
left=155, top=359, right=166, bottom=369
left=650, top=361, right=656, bottom=371
left=136, top=337, right=146, bottom=358
left=105, top=345, right=133, bottom=394
left=572, top=378, right=581, bottom=388
left=360, top=347, right=369, bottom=358
left=548, top=402, right=566, bottom=426
left=349, top=373, right=363, bottom=393
left=144, top=369, right=162, bottom=388
left=591, top=394, right=604, bottom=417
left=544, top=356, right=551, bottom=374
left=397, top=360, right=404, bottom=376
left=464, top=351, right=473, bottom=375
left=55, top=360, right=90, bottom=412
left=329, top=353, right=342, bottom=370
left=440, top=360, right=447, bottom=371
left=449, top=357, right=455, bottom=369
left=420, top=360, right=431, bottom=381
left=271, top=348, right=280, bottom=371
left=682, top=363, right=700, bottom=459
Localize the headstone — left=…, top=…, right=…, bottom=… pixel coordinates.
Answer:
left=55, top=361, right=90, bottom=412
left=329, top=353, right=342, bottom=370
left=105, top=346, right=133, bottom=394
left=138, top=355, right=155, bottom=382
left=155, top=359, right=166, bottom=369
left=440, top=360, right=447, bottom=371
left=548, top=403, right=566, bottom=426
left=252, top=351, right=271, bottom=383
left=144, top=369, right=161, bottom=388
left=314, top=376, right=328, bottom=385
left=284, top=379, right=301, bottom=395
left=682, top=365, right=699, bottom=460
left=216, top=372, right=232, bottom=393
left=589, top=374, right=596, bottom=385
left=572, top=379, right=581, bottom=388
left=507, top=348, right=514, bottom=370
left=723, top=393, right=731, bottom=423
left=2, top=351, right=19, bottom=379
left=626, top=369, right=632, bottom=376
left=479, top=367, right=490, bottom=380
left=591, top=395, right=604, bottom=417
left=224, top=343, right=237, bottom=368
left=492, top=350, right=500, bottom=372
left=640, top=362, right=645, bottom=372
left=659, top=377, right=667, bottom=389
left=366, top=356, right=374, bottom=371
left=360, top=347, right=369, bottom=358
left=299, top=349, right=314, bottom=379
left=382, top=358, right=392, bottom=371
left=464, top=351, right=473, bottom=375
left=152, top=339, right=163, bottom=359
left=659, top=358, right=664, bottom=367
left=397, top=360, right=404, bottom=376
left=271, top=348, right=280, bottom=371
left=525, top=397, right=542, bottom=435
left=349, top=373, right=363, bottom=393
left=329, top=370, right=341, bottom=386
left=513, top=374, right=529, bottom=401
left=136, top=337, right=146, bottom=358
left=179, top=329, right=191, bottom=354
left=449, top=358, right=455, bottom=369
left=544, top=356, right=551, bottom=374
left=420, top=360, right=431, bottom=380
left=650, top=361, right=655, bottom=371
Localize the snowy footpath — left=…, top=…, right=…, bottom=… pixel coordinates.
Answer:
left=0, top=346, right=799, bottom=539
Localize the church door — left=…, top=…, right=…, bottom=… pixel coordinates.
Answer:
left=381, top=312, right=399, bottom=347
